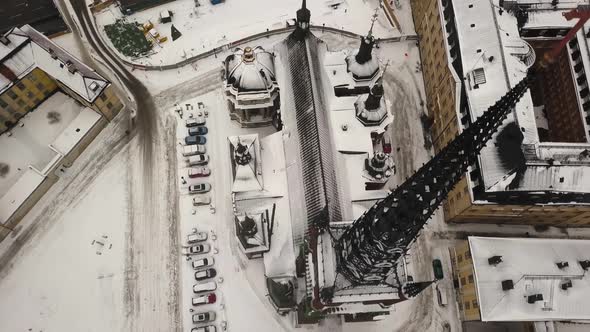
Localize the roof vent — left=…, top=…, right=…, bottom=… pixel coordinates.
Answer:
left=66, top=61, right=77, bottom=74
left=488, top=255, right=502, bottom=266
left=501, top=279, right=514, bottom=291
left=580, top=260, right=590, bottom=270
left=561, top=280, right=572, bottom=290
left=469, top=68, right=487, bottom=89
left=556, top=261, right=569, bottom=269
left=0, top=35, right=10, bottom=46
left=527, top=294, right=543, bottom=304
left=89, top=81, right=99, bottom=92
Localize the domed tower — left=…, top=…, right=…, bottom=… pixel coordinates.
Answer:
left=355, top=78, right=387, bottom=126
left=345, top=20, right=381, bottom=88
left=224, top=46, right=280, bottom=128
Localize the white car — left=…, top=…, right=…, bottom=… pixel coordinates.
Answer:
left=188, top=183, right=211, bottom=194
left=186, top=243, right=210, bottom=255
left=193, top=195, right=211, bottom=206
left=186, top=117, right=206, bottom=127
left=193, top=281, right=217, bottom=293
left=192, top=257, right=214, bottom=270
left=191, top=325, right=216, bottom=332
left=187, top=232, right=208, bottom=244
left=182, top=144, right=206, bottom=157
left=192, top=311, right=216, bottom=323
left=188, top=154, right=209, bottom=166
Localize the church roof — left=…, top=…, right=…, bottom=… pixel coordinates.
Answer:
left=225, top=46, right=277, bottom=93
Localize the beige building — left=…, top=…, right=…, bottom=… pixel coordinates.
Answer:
left=0, top=25, right=124, bottom=241
left=411, top=0, right=590, bottom=226
left=450, top=237, right=590, bottom=331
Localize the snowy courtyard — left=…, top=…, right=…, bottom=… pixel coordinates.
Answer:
left=94, top=0, right=417, bottom=65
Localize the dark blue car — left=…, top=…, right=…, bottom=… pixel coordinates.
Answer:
left=186, top=135, right=207, bottom=145
left=188, top=126, right=208, bottom=136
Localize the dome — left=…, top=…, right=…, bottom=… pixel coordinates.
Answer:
left=225, top=46, right=277, bottom=92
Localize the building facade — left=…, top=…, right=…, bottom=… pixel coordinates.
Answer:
left=411, top=0, right=590, bottom=227
left=224, top=46, right=280, bottom=128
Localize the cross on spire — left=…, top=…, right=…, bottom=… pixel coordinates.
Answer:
left=368, top=7, right=379, bottom=37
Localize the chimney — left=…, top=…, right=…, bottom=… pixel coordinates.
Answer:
left=501, top=279, right=514, bottom=291
left=561, top=280, right=572, bottom=290
left=0, top=63, right=18, bottom=82
left=556, top=261, right=569, bottom=269
left=527, top=294, right=543, bottom=304
left=580, top=260, right=590, bottom=270
left=488, top=255, right=502, bottom=266
left=0, top=34, right=10, bottom=46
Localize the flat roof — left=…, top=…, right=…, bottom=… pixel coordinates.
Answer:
left=469, top=236, right=590, bottom=322
left=447, top=0, right=590, bottom=197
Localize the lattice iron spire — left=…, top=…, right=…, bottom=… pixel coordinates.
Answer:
left=336, top=70, right=535, bottom=285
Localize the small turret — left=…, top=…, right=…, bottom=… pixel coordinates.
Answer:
left=294, top=0, right=311, bottom=40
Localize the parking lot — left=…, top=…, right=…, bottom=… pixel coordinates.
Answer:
left=172, top=93, right=285, bottom=332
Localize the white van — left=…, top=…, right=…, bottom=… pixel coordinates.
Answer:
left=182, top=144, right=206, bottom=157
left=193, top=281, right=217, bottom=293
left=436, top=284, right=448, bottom=306
left=188, top=154, right=209, bottom=166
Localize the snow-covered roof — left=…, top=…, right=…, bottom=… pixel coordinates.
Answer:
left=0, top=169, right=45, bottom=223
left=0, top=25, right=109, bottom=102
left=228, top=134, right=263, bottom=193
left=225, top=46, right=277, bottom=92
left=448, top=0, right=590, bottom=196
left=469, top=236, right=590, bottom=322
left=50, top=108, right=102, bottom=155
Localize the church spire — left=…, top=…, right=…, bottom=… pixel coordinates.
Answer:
left=336, top=70, right=535, bottom=285
left=355, top=10, right=378, bottom=64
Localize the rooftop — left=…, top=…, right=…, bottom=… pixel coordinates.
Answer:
left=0, top=0, right=68, bottom=36
left=469, top=236, right=590, bottom=322
left=445, top=0, right=590, bottom=201
left=0, top=25, right=109, bottom=103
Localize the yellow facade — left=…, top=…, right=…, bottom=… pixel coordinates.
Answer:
left=0, top=68, right=58, bottom=132
left=450, top=241, right=480, bottom=321
left=411, top=0, right=590, bottom=227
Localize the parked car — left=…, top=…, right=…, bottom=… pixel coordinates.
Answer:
left=192, top=293, right=216, bottom=306
left=188, top=126, right=208, bottom=136
left=193, top=195, right=212, bottom=206
left=188, top=154, right=209, bottom=166
left=189, top=166, right=210, bottom=178
left=188, top=244, right=210, bottom=255
left=186, top=117, right=206, bottom=127
left=187, top=232, right=208, bottom=244
left=186, top=135, right=207, bottom=145
left=192, top=311, right=216, bottom=323
left=436, top=284, right=448, bottom=306
left=432, top=259, right=444, bottom=280
left=182, top=144, right=206, bottom=157
left=191, top=325, right=216, bottom=332
left=195, top=268, right=217, bottom=281
left=193, top=281, right=217, bottom=293
left=192, top=257, right=214, bottom=270
left=188, top=183, right=211, bottom=194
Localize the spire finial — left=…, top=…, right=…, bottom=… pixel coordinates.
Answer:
left=369, top=7, right=379, bottom=37
left=302, top=0, right=307, bottom=10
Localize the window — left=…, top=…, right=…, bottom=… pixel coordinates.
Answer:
left=36, top=82, right=45, bottom=91
left=0, top=98, right=7, bottom=108
left=468, top=274, right=474, bottom=283
left=458, top=302, right=463, bottom=310
left=472, top=300, right=478, bottom=308
left=465, top=250, right=471, bottom=259
left=461, top=277, right=466, bottom=285
left=26, top=91, right=34, bottom=98
left=16, top=82, right=25, bottom=90
left=457, top=254, right=463, bottom=263
left=7, top=90, right=17, bottom=100
left=33, top=98, right=40, bottom=105
left=464, top=301, right=470, bottom=310
left=29, top=74, right=37, bottom=81
left=106, top=102, right=113, bottom=109
left=99, top=93, right=107, bottom=101
left=17, top=100, right=25, bottom=107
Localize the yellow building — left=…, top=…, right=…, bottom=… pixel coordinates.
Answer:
left=0, top=25, right=124, bottom=241
left=0, top=25, right=123, bottom=134
left=411, top=0, right=590, bottom=227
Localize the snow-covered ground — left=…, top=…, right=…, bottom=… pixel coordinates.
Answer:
left=93, top=0, right=414, bottom=65
left=0, top=93, right=86, bottom=193
left=0, top=134, right=129, bottom=332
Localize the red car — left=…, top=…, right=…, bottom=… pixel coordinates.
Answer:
left=192, top=293, right=216, bottom=306
left=189, top=166, right=211, bottom=178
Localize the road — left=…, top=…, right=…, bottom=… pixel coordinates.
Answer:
left=65, top=1, right=181, bottom=331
